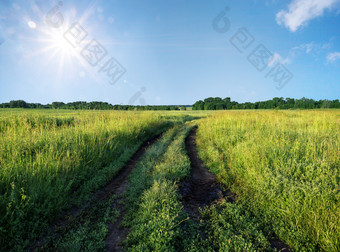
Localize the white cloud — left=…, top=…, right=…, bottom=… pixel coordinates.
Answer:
left=268, top=53, right=283, bottom=67
left=304, top=43, right=314, bottom=53
left=327, top=52, right=340, bottom=62
left=276, top=0, right=340, bottom=32
left=268, top=53, right=291, bottom=67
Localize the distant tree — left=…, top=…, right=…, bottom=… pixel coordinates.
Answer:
left=192, top=100, right=204, bottom=110
left=0, top=103, right=10, bottom=108
left=52, top=102, right=65, bottom=109
left=223, top=97, right=231, bottom=109
left=1, top=96, right=339, bottom=111
left=215, top=103, right=225, bottom=110
left=204, top=103, right=216, bottom=110
left=9, top=100, right=28, bottom=108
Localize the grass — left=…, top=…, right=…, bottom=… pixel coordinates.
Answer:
left=1, top=109, right=338, bottom=251
left=41, top=194, right=120, bottom=251
left=123, top=122, right=277, bottom=251
left=200, top=201, right=271, bottom=251
left=0, top=110, right=171, bottom=250
left=123, top=124, right=197, bottom=251
left=196, top=110, right=340, bottom=251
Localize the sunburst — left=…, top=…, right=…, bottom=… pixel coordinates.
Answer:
left=25, top=2, right=99, bottom=79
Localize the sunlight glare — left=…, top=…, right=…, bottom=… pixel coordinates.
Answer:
left=49, top=30, right=74, bottom=55
left=28, top=21, right=37, bottom=29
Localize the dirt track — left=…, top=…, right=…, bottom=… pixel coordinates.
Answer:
left=34, top=127, right=290, bottom=251
left=180, top=128, right=234, bottom=217
left=32, top=134, right=162, bottom=251
left=180, top=128, right=290, bottom=251
left=104, top=134, right=162, bottom=251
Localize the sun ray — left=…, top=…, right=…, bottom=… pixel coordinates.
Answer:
left=20, top=1, right=116, bottom=85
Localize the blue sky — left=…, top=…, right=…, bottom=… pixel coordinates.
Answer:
left=0, top=0, right=339, bottom=105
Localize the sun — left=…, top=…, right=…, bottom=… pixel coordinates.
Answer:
left=25, top=4, right=102, bottom=80
left=30, top=23, right=83, bottom=78
left=47, top=29, right=77, bottom=58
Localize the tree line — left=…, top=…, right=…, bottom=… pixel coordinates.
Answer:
left=0, top=100, right=188, bottom=111
left=192, top=97, right=340, bottom=110
left=1, top=98, right=339, bottom=111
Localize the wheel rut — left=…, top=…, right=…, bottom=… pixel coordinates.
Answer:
left=33, top=127, right=290, bottom=251
left=180, top=127, right=290, bottom=251
left=180, top=127, right=234, bottom=218
left=104, top=134, right=162, bottom=251
left=32, top=133, right=162, bottom=251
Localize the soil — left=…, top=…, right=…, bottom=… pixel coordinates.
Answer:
left=179, top=127, right=235, bottom=217
left=104, top=134, right=162, bottom=251
left=32, top=133, right=162, bottom=251
left=180, top=128, right=290, bottom=251
left=33, top=127, right=290, bottom=251
left=270, top=238, right=291, bottom=251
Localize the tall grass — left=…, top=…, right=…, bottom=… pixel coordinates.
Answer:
left=0, top=110, right=169, bottom=250
left=124, top=123, right=273, bottom=251
left=124, top=124, right=199, bottom=251
left=196, top=110, right=340, bottom=251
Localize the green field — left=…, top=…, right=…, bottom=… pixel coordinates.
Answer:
left=196, top=110, right=340, bottom=251
left=0, top=109, right=339, bottom=251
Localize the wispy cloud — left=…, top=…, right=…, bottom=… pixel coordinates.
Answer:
left=293, top=40, right=333, bottom=56
left=268, top=52, right=291, bottom=67
left=270, top=40, right=333, bottom=65
left=327, top=52, right=340, bottom=62
left=276, top=0, right=340, bottom=32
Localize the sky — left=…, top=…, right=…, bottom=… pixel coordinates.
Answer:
left=0, top=0, right=339, bottom=105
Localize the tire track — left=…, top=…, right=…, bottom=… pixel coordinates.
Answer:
left=104, top=134, right=162, bottom=251
left=180, top=127, right=290, bottom=251
left=32, top=133, right=163, bottom=251
left=179, top=127, right=234, bottom=217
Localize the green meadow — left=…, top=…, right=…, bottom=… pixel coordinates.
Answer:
left=0, top=109, right=338, bottom=251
